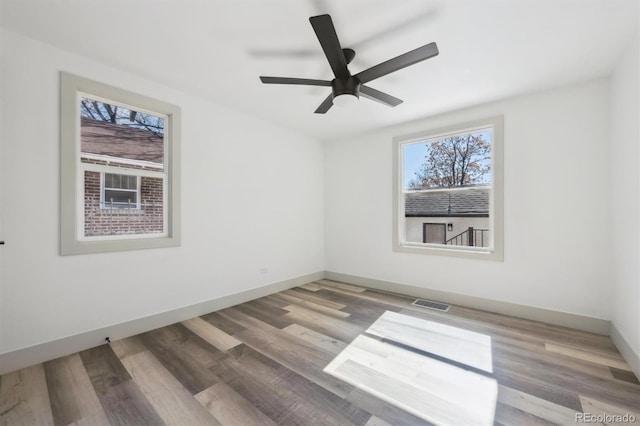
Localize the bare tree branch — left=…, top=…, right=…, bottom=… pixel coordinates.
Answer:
left=409, top=134, right=491, bottom=190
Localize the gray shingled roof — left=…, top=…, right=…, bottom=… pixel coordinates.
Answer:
left=80, top=117, right=164, bottom=163
left=405, top=189, right=489, bottom=217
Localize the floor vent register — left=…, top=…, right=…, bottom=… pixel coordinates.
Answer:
left=411, top=299, right=450, bottom=312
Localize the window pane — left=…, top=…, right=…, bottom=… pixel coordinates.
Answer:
left=402, top=129, right=493, bottom=249
left=80, top=97, right=165, bottom=170
left=125, top=175, right=137, bottom=189
left=83, top=171, right=164, bottom=237
left=404, top=189, right=491, bottom=248
left=104, top=190, right=137, bottom=206
left=403, top=130, right=492, bottom=190
left=105, top=173, right=137, bottom=190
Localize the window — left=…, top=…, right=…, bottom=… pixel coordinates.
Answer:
left=393, top=116, right=503, bottom=260
left=61, top=72, right=181, bottom=254
left=102, top=173, right=139, bottom=209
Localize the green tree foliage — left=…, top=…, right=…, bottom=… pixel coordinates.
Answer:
left=409, top=133, right=491, bottom=189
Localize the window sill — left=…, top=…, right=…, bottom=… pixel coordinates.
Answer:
left=98, top=208, right=143, bottom=213
left=393, top=242, right=503, bottom=261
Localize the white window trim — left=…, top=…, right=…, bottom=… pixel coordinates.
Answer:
left=392, top=116, right=504, bottom=261
left=81, top=152, right=163, bottom=170
left=60, top=72, right=181, bottom=255
left=100, top=172, right=141, bottom=210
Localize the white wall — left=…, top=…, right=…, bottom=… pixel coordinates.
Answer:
left=325, top=79, right=612, bottom=319
left=0, top=30, right=324, bottom=354
left=610, top=34, right=639, bottom=359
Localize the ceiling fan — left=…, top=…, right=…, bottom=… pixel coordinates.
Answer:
left=259, top=14, right=439, bottom=114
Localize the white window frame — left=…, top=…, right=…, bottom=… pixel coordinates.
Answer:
left=60, top=72, right=181, bottom=255
left=100, top=172, right=141, bottom=210
left=392, top=116, right=504, bottom=261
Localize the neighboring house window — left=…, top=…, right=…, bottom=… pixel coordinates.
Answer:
left=393, top=116, right=503, bottom=261
left=61, top=72, right=181, bottom=255
left=102, top=173, right=140, bottom=209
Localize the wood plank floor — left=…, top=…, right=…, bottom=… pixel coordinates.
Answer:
left=1, top=280, right=639, bottom=425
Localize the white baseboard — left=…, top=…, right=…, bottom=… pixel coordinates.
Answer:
left=324, top=271, right=611, bottom=335
left=610, top=323, right=640, bottom=380
left=0, top=271, right=324, bottom=375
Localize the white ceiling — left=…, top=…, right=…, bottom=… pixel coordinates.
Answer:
left=1, top=0, right=638, bottom=141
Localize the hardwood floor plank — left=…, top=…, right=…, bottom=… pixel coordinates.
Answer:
left=208, top=344, right=370, bottom=425
left=497, top=384, right=579, bottom=424
left=233, top=302, right=294, bottom=329
left=78, top=344, right=132, bottom=390
left=43, top=354, right=109, bottom=426
left=255, top=294, right=291, bottom=309
left=299, top=283, right=322, bottom=292
left=111, top=338, right=220, bottom=425
left=493, top=402, right=554, bottom=426
left=283, top=304, right=363, bottom=342
left=317, top=286, right=414, bottom=311
left=282, top=323, right=347, bottom=355
left=314, top=288, right=402, bottom=319
left=67, top=409, right=115, bottom=426
left=182, top=317, right=242, bottom=352
left=216, top=308, right=356, bottom=397
left=364, top=415, right=394, bottom=426
left=545, top=342, right=632, bottom=371
left=216, top=306, right=293, bottom=335
left=200, top=311, right=247, bottom=335
left=285, top=299, right=351, bottom=319
left=494, top=348, right=639, bottom=409
left=579, top=394, right=640, bottom=419
left=195, top=382, right=277, bottom=426
left=283, top=288, right=348, bottom=310
left=79, top=344, right=164, bottom=426
left=233, top=325, right=355, bottom=398
left=206, top=345, right=305, bottom=424
left=346, top=388, right=432, bottom=426
left=609, top=367, right=640, bottom=384
left=494, top=368, right=585, bottom=413
left=274, top=290, right=349, bottom=313
left=493, top=338, right=617, bottom=384
left=138, top=324, right=220, bottom=394
left=452, top=304, right=617, bottom=351
left=0, top=364, right=54, bottom=426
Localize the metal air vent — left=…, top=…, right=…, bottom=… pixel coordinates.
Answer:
left=412, top=299, right=450, bottom=312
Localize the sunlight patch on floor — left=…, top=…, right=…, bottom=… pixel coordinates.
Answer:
left=324, top=311, right=497, bottom=425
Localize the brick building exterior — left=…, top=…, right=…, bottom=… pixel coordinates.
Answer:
left=80, top=118, right=165, bottom=237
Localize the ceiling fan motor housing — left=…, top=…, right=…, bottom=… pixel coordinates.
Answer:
left=332, top=77, right=361, bottom=100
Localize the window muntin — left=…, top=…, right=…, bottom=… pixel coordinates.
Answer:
left=393, top=117, right=503, bottom=261
left=102, top=173, right=140, bottom=209
left=61, top=72, right=181, bottom=254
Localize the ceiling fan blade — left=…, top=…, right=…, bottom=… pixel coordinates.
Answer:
left=314, top=94, right=334, bottom=114
left=309, top=14, right=350, bottom=79
left=351, top=9, right=439, bottom=52
left=360, top=85, right=403, bottom=107
left=260, top=76, right=332, bottom=86
left=354, top=42, right=439, bottom=84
